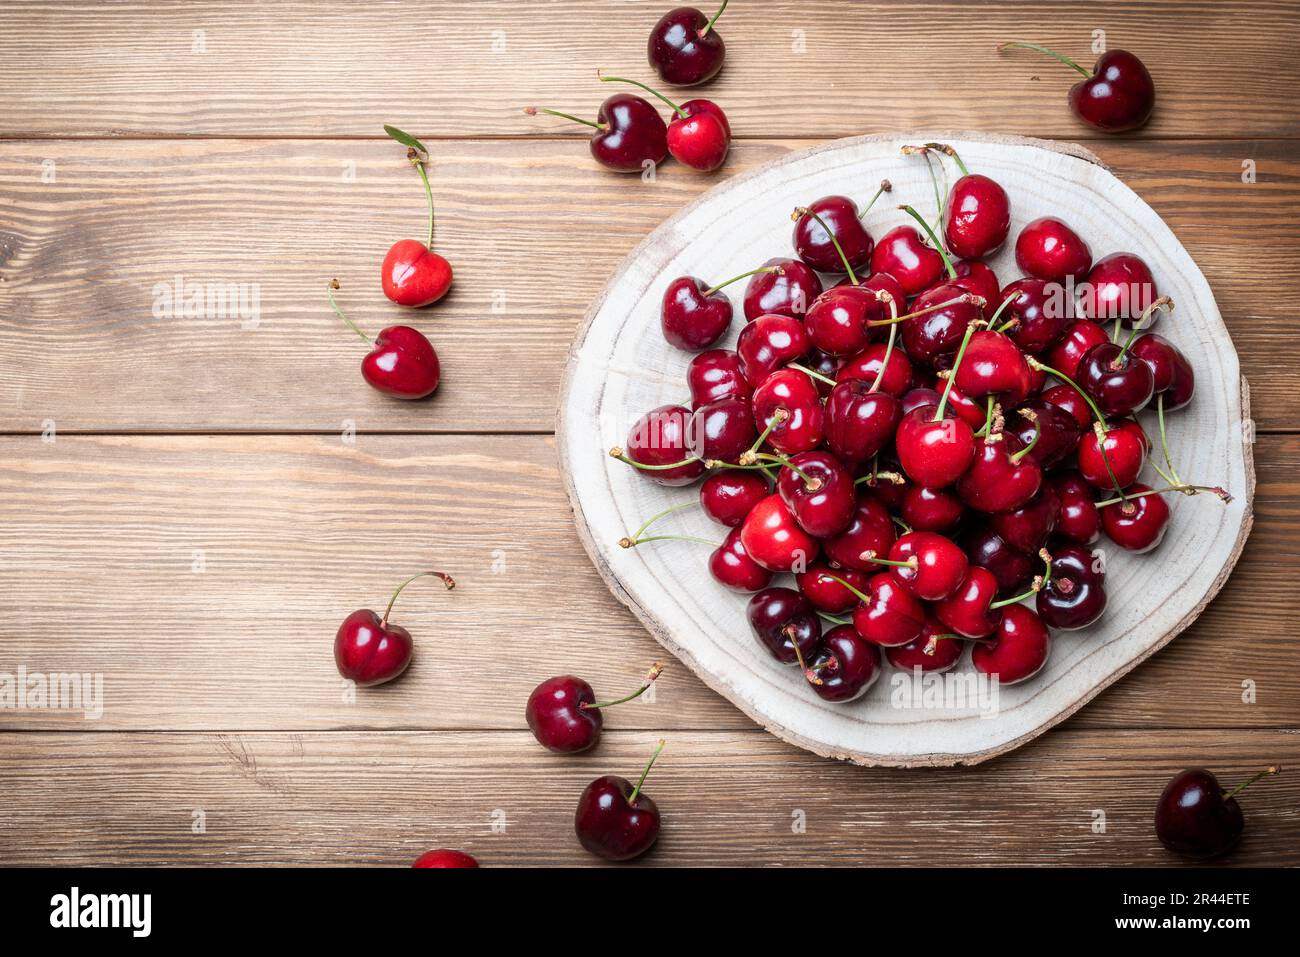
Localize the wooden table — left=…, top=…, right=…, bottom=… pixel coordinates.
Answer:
left=1, top=1, right=1297, bottom=867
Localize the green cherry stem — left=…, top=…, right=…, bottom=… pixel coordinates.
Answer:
left=793, top=206, right=859, bottom=285
left=859, top=179, right=893, bottom=219
left=998, top=40, right=1092, bottom=78
left=901, top=146, right=946, bottom=229
left=754, top=452, right=822, bottom=490
left=327, top=280, right=371, bottom=344
left=933, top=320, right=981, bottom=422
left=788, top=361, right=838, bottom=387
left=524, top=106, right=606, bottom=131
left=1222, top=765, right=1281, bottom=802
left=382, top=570, right=456, bottom=627
left=826, top=575, right=873, bottom=606
left=1115, top=297, right=1173, bottom=365
left=853, top=470, right=905, bottom=486
left=409, top=151, right=436, bottom=250
left=868, top=293, right=900, bottom=393
left=581, top=662, right=666, bottom=710
left=988, top=290, right=1018, bottom=330
left=1156, top=393, right=1183, bottom=486
left=702, top=0, right=729, bottom=34
left=926, top=142, right=970, bottom=177
left=975, top=395, right=997, bottom=438
left=989, top=549, right=1052, bottom=610
left=598, top=72, right=687, bottom=119
left=628, top=739, right=667, bottom=805
left=619, top=532, right=721, bottom=549
left=898, top=204, right=958, bottom=280
left=609, top=447, right=700, bottom=471
left=1093, top=484, right=1232, bottom=508
left=819, top=612, right=852, bottom=627
left=740, top=408, right=788, bottom=463
left=704, top=265, right=783, bottom=297
left=860, top=551, right=918, bottom=570
left=868, top=293, right=984, bottom=327
left=1009, top=414, right=1041, bottom=463
left=627, top=502, right=697, bottom=543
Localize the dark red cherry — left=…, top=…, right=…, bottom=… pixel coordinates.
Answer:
left=740, top=494, right=819, bottom=572
left=574, top=742, right=664, bottom=861
left=1101, top=482, right=1171, bottom=553
left=901, top=386, right=942, bottom=416
left=899, top=484, right=964, bottom=533
left=1047, top=320, right=1110, bottom=381
left=804, top=349, right=845, bottom=398
left=1077, top=418, right=1148, bottom=489
left=934, top=565, right=1003, bottom=639
left=1078, top=341, right=1155, bottom=417
left=1156, top=767, right=1278, bottom=859
left=951, top=259, right=1001, bottom=304
left=1006, top=400, right=1081, bottom=468
left=1005, top=43, right=1155, bottom=132
left=751, top=368, right=824, bottom=455
left=1078, top=252, right=1157, bottom=325
left=823, top=492, right=897, bottom=572
left=953, top=329, right=1032, bottom=407
left=961, top=526, right=1035, bottom=599
left=528, top=94, right=669, bottom=173
left=901, top=283, right=984, bottom=370
left=1036, top=544, right=1106, bottom=629
left=838, top=342, right=914, bottom=397
left=777, top=450, right=856, bottom=538
left=687, top=349, right=751, bottom=408
left=896, top=406, right=977, bottom=488
left=971, top=603, right=1050, bottom=685
left=943, top=174, right=1011, bottom=259
left=805, top=625, right=883, bottom=703
left=660, top=276, right=731, bottom=350
left=825, top=378, right=900, bottom=465
left=871, top=225, right=945, bottom=295
left=796, top=564, right=872, bottom=614
left=932, top=378, right=988, bottom=430
left=743, top=257, right=822, bottom=322
left=690, top=396, right=756, bottom=464
left=957, top=433, right=1042, bottom=514
left=804, top=285, right=884, bottom=357
left=709, top=526, right=774, bottom=592
left=526, top=665, right=661, bottom=754
left=991, top=484, right=1060, bottom=553
left=998, top=278, right=1071, bottom=354
left=1040, top=383, right=1092, bottom=430
left=887, top=531, right=968, bottom=601
left=620, top=404, right=707, bottom=486
left=746, top=586, right=821, bottom=663
left=699, top=469, right=769, bottom=526
left=855, top=271, right=909, bottom=313
left=647, top=4, right=727, bottom=87
left=1050, top=472, right=1102, bottom=544
left=737, top=314, right=810, bottom=387
left=1015, top=216, right=1092, bottom=283
left=793, top=196, right=876, bottom=275
left=886, top=618, right=965, bottom=673
left=1131, top=333, right=1195, bottom=410
left=851, top=572, right=927, bottom=647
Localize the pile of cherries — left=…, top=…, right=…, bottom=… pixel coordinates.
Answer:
left=612, top=140, right=1229, bottom=703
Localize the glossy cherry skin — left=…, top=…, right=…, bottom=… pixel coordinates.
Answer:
left=751, top=369, right=824, bottom=455
left=1155, top=769, right=1245, bottom=859
left=896, top=407, right=977, bottom=488
left=574, top=775, right=660, bottom=861
left=852, top=572, right=927, bottom=647
left=805, top=285, right=884, bottom=357
left=886, top=618, right=966, bottom=673
left=871, top=226, right=945, bottom=295
left=901, top=386, right=942, bottom=416
left=957, top=434, right=1042, bottom=513
left=899, top=484, right=964, bottom=533
left=902, top=283, right=984, bottom=370
left=934, top=566, right=1002, bottom=639
left=743, top=257, right=823, bottom=321
left=700, top=469, right=768, bottom=526
left=1006, top=400, right=1081, bottom=469
left=1068, top=50, right=1156, bottom=132
left=526, top=675, right=601, bottom=753
left=412, top=849, right=479, bottom=868
left=794, top=197, right=875, bottom=274
left=824, top=492, right=896, bottom=572
left=943, top=173, right=1011, bottom=259
left=1036, top=544, right=1106, bottom=629
left=838, top=342, right=914, bottom=397
left=661, top=276, right=732, bottom=350
left=796, top=564, right=872, bottom=614
left=806, top=625, right=882, bottom=703
left=991, top=484, right=1060, bottom=553
left=1050, top=472, right=1102, bottom=544
left=623, top=404, right=707, bottom=486
left=1078, top=418, right=1148, bottom=489
left=334, top=609, right=414, bottom=686
left=747, top=586, right=822, bottom=663
left=971, top=604, right=1050, bottom=685
left=961, top=526, right=1035, bottom=598
left=825, top=379, right=900, bottom=465
left=691, top=396, right=756, bottom=464
left=1015, top=217, right=1092, bottom=283
left=1041, top=383, right=1092, bottom=430
left=709, top=527, right=774, bottom=592
left=740, top=494, right=819, bottom=572
left=931, top=379, right=987, bottom=430
left=1078, top=341, right=1155, bottom=417
left=1047, top=320, right=1110, bottom=381
left=590, top=94, right=669, bottom=172
left=998, top=278, right=1070, bottom=354
left=886, top=531, right=968, bottom=601
left=360, top=326, right=441, bottom=399
left=804, top=349, right=844, bottom=398
left=954, top=330, right=1031, bottom=406
left=737, top=314, right=810, bottom=387
left=1078, top=252, right=1157, bottom=324
left=647, top=5, right=725, bottom=86
left=1131, top=333, right=1195, bottom=410
left=951, top=259, right=1002, bottom=305
left=777, top=450, right=856, bottom=538
left=687, top=349, right=750, bottom=408
left=381, top=240, right=453, bottom=308
left=1101, top=482, right=1171, bottom=553
left=666, top=99, right=730, bottom=171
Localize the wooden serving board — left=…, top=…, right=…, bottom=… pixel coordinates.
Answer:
left=558, top=132, right=1253, bottom=767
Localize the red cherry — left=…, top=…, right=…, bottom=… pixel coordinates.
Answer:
left=743, top=257, right=823, bottom=321
left=1015, top=216, right=1092, bottom=283
left=647, top=4, right=727, bottom=86
left=381, top=239, right=454, bottom=308
left=1077, top=418, right=1148, bottom=489
left=660, top=275, right=735, bottom=350
left=942, top=160, right=1011, bottom=259
left=953, top=329, right=1032, bottom=407
left=895, top=406, right=977, bottom=488
left=574, top=741, right=665, bottom=861
left=1002, top=43, right=1155, bottom=132
left=796, top=564, right=872, bottom=614
left=849, top=572, right=927, bottom=647
left=886, top=618, right=965, bottom=673
left=526, top=664, right=663, bottom=754
left=1036, top=544, right=1107, bottom=629
left=805, top=285, right=885, bottom=357
left=871, top=225, right=946, bottom=295
left=804, top=624, right=883, bottom=703
left=1047, top=320, right=1110, bottom=381
left=1077, top=341, right=1156, bottom=417
left=617, top=404, right=707, bottom=486
left=824, top=378, right=901, bottom=465
left=709, top=527, right=774, bottom=592
left=1131, top=333, right=1195, bottom=411
left=934, top=565, right=1004, bottom=639
left=990, top=484, right=1060, bottom=553
left=793, top=195, right=879, bottom=274
left=971, top=603, right=1051, bottom=685
left=527, top=95, right=669, bottom=173
left=899, top=484, right=965, bottom=533
left=746, top=586, right=822, bottom=663
left=997, top=277, right=1071, bottom=354
left=737, top=314, right=810, bottom=387
left=1100, top=482, right=1171, bottom=553
left=751, top=369, right=824, bottom=455
left=740, top=494, right=819, bottom=572
left=699, top=469, right=769, bottom=526
left=665, top=99, right=730, bottom=171
left=951, top=258, right=1002, bottom=304
left=1041, top=383, right=1093, bottom=429
left=687, top=349, right=751, bottom=408
left=961, top=526, right=1036, bottom=598
left=901, top=283, right=984, bottom=370
left=957, top=434, right=1043, bottom=513
left=823, top=491, right=897, bottom=572
left=691, top=396, right=757, bottom=464
left=837, top=342, right=914, bottom=397
left=887, top=531, right=969, bottom=600
left=1005, top=400, right=1081, bottom=468
left=777, top=450, right=857, bottom=538
left=412, top=849, right=479, bottom=868
left=1050, top=471, right=1102, bottom=544
left=1078, top=252, right=1158, bottom=325
left=334, top=571, right=454, bottom=687
left=329, top=280, right=441, bottom=400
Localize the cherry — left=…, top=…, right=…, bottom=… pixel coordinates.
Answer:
left=803, top=624, right=883, bottom=703
left=743, top=257, right=823, bottom=321
left=699, top=469, right=769, bottom=526
left=804, top=349, right=845, bottom=398
left=1041, top=383, right=1093, bottom=429
left=328, top=280, right=440, bottom=400
left=691, top=395, right=757, bottom=464
left=824, top=491, right=897, bottom=572
left=901, top=386, right=942, bottom=416
left=687, top=349, right=751, bottom=407
left=953, top=329, right=1032, bottom=407
left=1077, top=418, right=1148, bottom=489
left=1005, top=400, right=1081, bottom=468
left=709, top=526, right=774, bottom=592
left=899, top=484, right=964, bottom=533
left=412, top=849, right=479, bottom=868
left=737, top=314, right=810, bottom=387
left=792, top=187, right=888, bottom=274
left=526, top=663, right=664, bottom=754
left=1131, top=334, right=1195, bottom=411
left=961, top=526, right=1035, bottom=598
left=825, top=378, right=901, bottom=465
left=796, top=564, right=872, bottom=614
left=934, top=565, right=1004, bottom=639
left=860, top=456, right=909, bottom=509
left=661, top=265, right=777, bottom=351
left=886, top=618, right=966, bottom=673
left=931, top=378, right=989, bottom=430
left=746, top=586, right=822, bottom=663
left=575, top=740, right=666, bottom=861
left=379, top=127, right=454, bottom=308
left=1015, top=216, right=1092, bottom=283
left=871, top=226, right=945, bottom=295
left=1001, top=42, right=1155, bottom=132
left=957, top=432, right=1043, bottom=514
left=951, top=259, right=1002, bottom=305
left=751, top=368, right=824, bottom=455
left=901, top=284, right=984, bottom=370
left=895, top=406, right=976, bottom=488
left=600, top=74, right=730, bottom=171
left=921, top=143, right=1010, bottom=258
left=615, top=404, right=707, bottom=486
left=1036, top=544, right=1106, bottom=629
left=839, top=572, right=927, bottom=647
left=882, top=530, right=968, bottom=601
left=805, top=285, right=887, bottom=357
left=991, top=484, right=1060, bottom=553
left=971, top=603, right=1051, bottom=685
left=1049, top=471, right=1102, bottom=544
left=648, top=2, right=728, bottom=86
left=740, top=494, right=820, bottom=572
left=1078, top=252, right=1157, bottom=325
left=838, top=341, right=914, bottom=397
left=525, top=95, right=668, bottom=173
left=777, top=450, right=856, bottom=538
left=1078, top=340, right=1156, bottom=417
left=334, top=571, right=455, bottom=687
left=1100, top=482, right=1171, bottom=553
left=1155, top=766, right=1279, bottom=859
left=997, top=278, right=1071, bottom=354
left=1047, top=320, right=1110, bottom=381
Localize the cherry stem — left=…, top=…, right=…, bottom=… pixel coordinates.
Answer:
left=627, top=501, right=696, bottom=543
left=628, top=739, right=667, bottom=805
left=869, top=293, right=983, bottom=327
left=1025, top=356, right=1128, bottom=494
left=382, top=570, right=455, bottom=626
left=859, top=179, right=892, bottom=219
left=598, top=72, right=686, bottom=119
left=1222, top=765, right=1280, bottom=802
left=819, top=612, right=852, bottom=626
left=926, top=142, right=970, bottom=177
left=609, top=448, right=700, bottom=471
left=901, top=146, right=945, bottom=230
left=933, top=320, right=980, bottom=422
left=619, top=532, right=721, bottom=549
left=1156, top=393, right=1183, bottom=486
left=826, top=575, right=872, bottom=606
left=787, top=627, right=817, bottom=682
left=975, top=395, right=997, bottom=438
left=704, top=265, right=783, bottom=297
left=755, top=452, right=821, bottom=490
left=988, top=291, right=1018, bottom=330
left=998, top=40, right=1091, bottom=78
left=923, top=631, right=965, bottom=655
left=525, top=106, right=605, bottom=131
left=989, top=549, right=1052, bottom=609
left=702, top=0, right=729, bottom=35
left=868, top=293, right=900, bottom=393
left=1009, top=416, right=1041, bottom=463
left=861, top=552, right=918, bottom=570
left=853, top=470, right=905, bottom=486
left=891, top=514, right=913, bottom=534
left=406, top=151, right=436, bottom=251
left=743, top=408, right=788, bottom=461
left=788, top=361, right=838, bottom=386
left=793, top=207, right=858, bottom=285
left=898, top=204, right=957, bottom=280
left=1094, top=484, right=1232, bottom=508
left=326, top=280, right=371, bottom=344
left=582, top=662, right=666, bottom=710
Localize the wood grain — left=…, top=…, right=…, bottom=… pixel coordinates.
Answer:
left=0, top=433, right=1294, bottom=733
left=1, top=729, right=1296, bottom=866
left=0, top=1, right=1297, bottom=139
left=1, top=139, right=1297, bottom=432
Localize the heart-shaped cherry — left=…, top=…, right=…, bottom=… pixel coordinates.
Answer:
left=803, top=624, right=883, bottom=703
left=412, top=849, right=479, bottom=868
left=740, top=494, right=820, bottom=572
left=824, top=491, right=897, bottom=571
left=1078, top=252, right=1158, bottom=325
left=1155, top=766, right=1279, bottom=859
left=751, top=368, right=824, bottom=454
left=1001, top=42, right=1155, bottom=132
left=971, top=603, right=1051, bottom=685
left=648, top=2, right=728, bottom=86
left=687, top=349, right=751, bottom=407
left=613, top=404, right=707, bottom=486
left=884, top=531, right=969, bottom=601
left=899, top=484, right=965, bottom=532
left=896, top=406, right=976, bottom=489
left=699, top=469, right=769, bottom=526
left=743, top=257, right=823, bottom=321
left=954, top=329, right=1032, bottom=407
left=526, top=662, right=664, bottom=754
left=1078, top=339, right=1156, bottom=418
left=600, top=74, right=730, bottom=171
left=796, top=564, right=873, bottom=614
left=525, top=95, right=668, bottom=172
left=777, top=450, right=856, bottom=538
left=575, top=739, right=666, bottom=861
left=1131, top=334, right=1195, bottom=411
left=328, top=280, right=441, bottom=400
left=747, top=586, right=822, bottom=662
left=825, top=378, right=901, bottom=465
left=737, top=314, right=810, bottom=387
left=1049, top=472, right=1102, bottom=544
left=1015, top=216, right=1092, bottom=283
left=958, top=432, right=1043, bottom=513
left=379, top=127, right=454, bottom=308
left=334, top=570, right=455, bottom=686
left=1035, top=544, right=1106, bottom=629
left=833, top=572, right=928, bottom=648
left=805, top=285, right=887, bottom=357
left=900, top=284, right=985, bottom=370
left=997, top=278, right=1071, bottom=354
left=871, top=226, right=945, bottom=295
left=709, top=526, right=774, bottom=592
left=792, top=183, right=891, bottom=275
left=661, top=265, right=780, bottom=351
left=886, top=618, right=967, bottom=673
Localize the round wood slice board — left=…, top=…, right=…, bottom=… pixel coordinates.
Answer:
left=557, top=132, right=1254, bottom=767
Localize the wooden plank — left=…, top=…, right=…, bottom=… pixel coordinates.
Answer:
left=0, top=2, right=1297, bottom=139
left=0, top=729, right=1295, bottom=866
left=0, top=433, right=1294, bottom=732
left=1, top=139, right=1296, bottom=432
